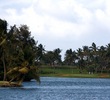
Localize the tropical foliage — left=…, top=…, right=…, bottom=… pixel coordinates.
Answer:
left=64, top=42, right=110, bottom=74
left=0, top=19, right=40, bottom=85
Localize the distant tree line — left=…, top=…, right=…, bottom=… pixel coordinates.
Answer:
left=64, top=42, right=110, bottom=74
left=40, top=42, right=110, bottom=74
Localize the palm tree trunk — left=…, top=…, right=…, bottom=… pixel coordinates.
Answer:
left=17, top=75, right=25, bottom=86
left=2, top=52, right=6, bottom=81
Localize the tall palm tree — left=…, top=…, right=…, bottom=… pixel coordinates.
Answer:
left=53, top=48, right=62, bottom=65
left=64, top=49, right=77, bottom=65
left=76, top=48, right=86, bottom=72
left=36, top=44, right=45, bottom=63
left=89, top=42, right=99, bottom=72
left=105, top=44, right=110, bottom=72
left=0, top=19, right=8, bottom=81
left=82, top=46, right=90, bottom=65
left=77, top=48, right=83, bottom=60
left=97, top=46, right=106, bottom=73
left=0, top=19, right=40, bottom=84
left=64, top=49, right=73, bottom=65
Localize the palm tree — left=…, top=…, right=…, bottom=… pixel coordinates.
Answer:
left=77, top=48, right=83, bottom=60
left=82, top=46, right=90, bottom=65
left=104, top=44, right=110, bottom=73
left=36, top=44, right=45, bottom=63
left=0, top=19, right=8, bottom=81
left=0, top=20, right=18, bottom=81
left=53, top=48, right=62, bottom=65
left=0, top=19, right=41, bottom=86
left=77, top=48, right=85, bottom=69
left=97, top=46, right=106, bottom=73
left=89, top=42, right=99, bottom=73
left=7, top=61, right=40, bottom=86
left=44, top=51, right=55, bottom=66
left=64, top=49, right=73, bottom=65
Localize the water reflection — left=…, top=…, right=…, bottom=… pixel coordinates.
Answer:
left=0, top=77, right=110, bottom=100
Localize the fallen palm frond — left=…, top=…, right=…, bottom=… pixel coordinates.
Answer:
left=18, top=67, right=29, bottom=74
left=0, top=38, right=6, bottom=46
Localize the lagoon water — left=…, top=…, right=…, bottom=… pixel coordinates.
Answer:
left=0, top=77, right=110, bottom=100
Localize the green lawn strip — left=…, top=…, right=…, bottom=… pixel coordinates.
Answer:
left=39, top=67, right=110, bottom=78
left=40, top=67, right=86, bottom=74
left=40, top=73, right=110, bottom=78
left=40, top=67, right=87, bottom=75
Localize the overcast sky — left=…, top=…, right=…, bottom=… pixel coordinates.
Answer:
left=1, top=0, right=110, bottom=59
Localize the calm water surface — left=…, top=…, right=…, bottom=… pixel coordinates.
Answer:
left=0, top=77, right=110, bottom=100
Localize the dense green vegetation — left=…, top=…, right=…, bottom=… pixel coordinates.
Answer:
left=63, top=43, right=110, bottom=74
left=0, top=19, right=40, bottom=86
left=39, top=43, right=110, bottom=76
left=0, top=18, right=110, bottom=86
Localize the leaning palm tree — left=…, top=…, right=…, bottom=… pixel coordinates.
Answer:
left=7, top=61, right=40, bottom=86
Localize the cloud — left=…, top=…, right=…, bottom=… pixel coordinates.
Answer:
left=1, top=0, right=110, bottom=54
left=0, top=0, right=93, bottom=38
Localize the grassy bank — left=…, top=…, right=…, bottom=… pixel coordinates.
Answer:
left=39, top=66, right=110, bottom=78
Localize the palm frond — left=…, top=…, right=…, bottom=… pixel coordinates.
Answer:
left=7, top=67, right=20, bottom=82
left=29, top=66, right=40, bottom=83
left=18, top=67, right=29, bottom=74
left=7, top=67, right=19, bottom=75
left=0, top=38, right=6, bottom=46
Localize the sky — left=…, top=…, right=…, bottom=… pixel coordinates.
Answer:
left=0, top=0, right=110, bottom=59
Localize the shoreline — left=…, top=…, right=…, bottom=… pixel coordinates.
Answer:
left=40, top=73, right=110, bottom=79
left=0, top=81, right=21, bottom=87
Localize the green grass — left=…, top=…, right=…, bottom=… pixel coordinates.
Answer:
left=39, top=66, right=110, bottom=78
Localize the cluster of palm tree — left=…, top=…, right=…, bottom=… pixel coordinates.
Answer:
left=0, top=19, right=40, bottom=85
left=39, top=48, right=62, bottom=66
left=64, top=42, right=110, bottom=73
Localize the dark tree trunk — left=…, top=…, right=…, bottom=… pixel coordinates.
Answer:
left=2, top=52, right=6, bottom=81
